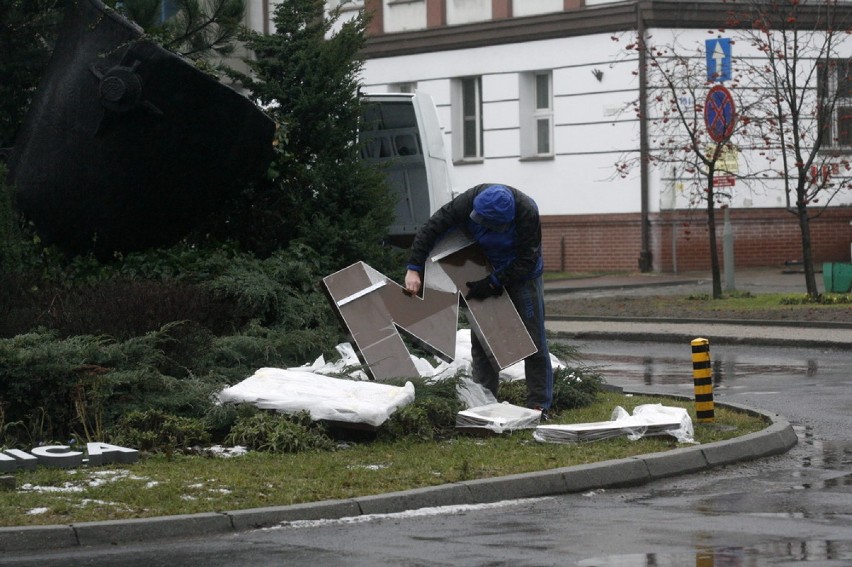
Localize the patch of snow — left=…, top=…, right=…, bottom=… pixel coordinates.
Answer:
left=265, top=497, right=552, bottom=530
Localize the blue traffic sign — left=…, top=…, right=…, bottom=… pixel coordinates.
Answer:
left=704, top=85, right=736, bottom=142
left=706, top=38, right=732, bottom=82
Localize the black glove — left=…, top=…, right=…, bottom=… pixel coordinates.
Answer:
left=465, top=277, right=503, bottom=300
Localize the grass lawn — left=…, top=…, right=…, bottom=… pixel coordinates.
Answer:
left=0, top=392, right=767, bottom=528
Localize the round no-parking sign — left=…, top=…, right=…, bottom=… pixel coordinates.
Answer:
left=704, top=85, right=736, bottom=142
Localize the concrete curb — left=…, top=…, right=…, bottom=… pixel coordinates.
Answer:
left=0, top=394, right=797, bottom=553
left=543, top=318, right=852, bottom=350
left=547, top=329, right=850, bottom=350
left=543, top=279, right=703, bottom=295
left=548, top=315, right=852, bottom=330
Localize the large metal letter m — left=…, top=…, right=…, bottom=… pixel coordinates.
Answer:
left=322, top=232, right=536, bottom=381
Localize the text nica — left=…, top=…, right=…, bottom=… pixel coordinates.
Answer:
left=0, top=443, right=138, bottom=472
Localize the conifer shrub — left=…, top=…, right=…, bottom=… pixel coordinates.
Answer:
left=550, top=366, right=603, bottom=411
left=0, top=326, right=225, bottom=446
left=378, top=376, right=463, bottom=441
left=497, top=365, right=603, bottom=414
left=224, top=409, right=335, bottom=453
left=5, top=279, right=243, bottom=340
left=110, top=409, right=211, bottom=454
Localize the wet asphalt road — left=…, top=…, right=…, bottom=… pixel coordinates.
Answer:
left=5, top=339, right=851, bottom=567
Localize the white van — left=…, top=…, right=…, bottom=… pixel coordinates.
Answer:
left=360, top=92, right=455, bottom=246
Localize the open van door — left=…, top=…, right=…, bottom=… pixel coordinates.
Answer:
left=360, top=92, right=454, bottom=247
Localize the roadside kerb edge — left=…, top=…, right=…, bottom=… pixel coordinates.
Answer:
left=355, top=482, right=474, bottom=516
left=72, top=512, right=233, bottom=548
left=0, top=398, right=797, bottom=553
left=227, top=499, right=362, bottom=532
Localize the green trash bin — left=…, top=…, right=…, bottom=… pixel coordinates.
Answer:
left=823, top=262, right=852, bottom=293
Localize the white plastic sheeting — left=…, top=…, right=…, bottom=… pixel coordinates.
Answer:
left=414, top=329, right=563, bottom=386
left=217, top=329, right=564, bottom=428
left=533, top=404, right=695, bottom=444
left=217, top=367, right=415, bottom=428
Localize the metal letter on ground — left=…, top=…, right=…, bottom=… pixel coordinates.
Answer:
left=691, top=338, right=715, bottom=423
left=322, top=232, right=537, bottom=381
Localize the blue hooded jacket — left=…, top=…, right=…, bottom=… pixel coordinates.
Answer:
left=408, top=184, right=544, bottom=286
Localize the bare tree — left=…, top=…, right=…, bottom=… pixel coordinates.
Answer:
left=615, top=32, right=761, bottom=298
left=728, top=0, right=852, bottom=298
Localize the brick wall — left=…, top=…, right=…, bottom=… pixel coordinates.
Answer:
left=542, top=208, right=852, bottom=273
left=542, top=213, right=644, bottom=272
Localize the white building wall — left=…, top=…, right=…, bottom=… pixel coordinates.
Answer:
left=362, top=32, right=646, bottom=216
left=363, top=22, right=852, bottom=217
left=291, top=0, right=852, bottom=227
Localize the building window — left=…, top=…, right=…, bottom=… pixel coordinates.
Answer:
left=520, top=71, right=553, bottom=158
left=391, top=82, right=417, bottom=94
left=453, top=76, right=483, bottom=160
left=534, top=72, right=552, bottom=154
left=818, top=58, right=852, bottom=148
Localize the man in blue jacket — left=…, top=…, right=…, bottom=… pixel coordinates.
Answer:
left=403, top=183, right=553, bottom=413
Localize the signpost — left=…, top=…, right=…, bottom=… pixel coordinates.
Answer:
left=706, top=143, right=739, bottom=188
left=704, top=85, right=736, bottom=143
left=713, top=175, right=736, bottom=187
left=705, top=38, right=732, bottom=83
left=705, top=38, right=737, bottom=290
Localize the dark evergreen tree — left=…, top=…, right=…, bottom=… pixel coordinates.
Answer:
left=104, top=0, right=246, bottom=61
left=221, top=0, right=396, bottom=271
left=0, top=0, right=63, bottom=149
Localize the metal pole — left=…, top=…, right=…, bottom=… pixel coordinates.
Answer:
left=672, top=219, right=678, bottom=274
left=723, top=207, right=735, bottom=291
left=637, top=3, right=652, bottom=272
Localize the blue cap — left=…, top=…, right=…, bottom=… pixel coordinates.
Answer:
left=470, top=185, right=515, bottom=232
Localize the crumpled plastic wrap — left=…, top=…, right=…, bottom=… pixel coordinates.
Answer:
left=217, top=367, right=415, bottom=428
left=217, top=330, right=565, bottom=429
left=456, top=376, right=498, bottom=409
left=533, top=403, right=695, bottom=444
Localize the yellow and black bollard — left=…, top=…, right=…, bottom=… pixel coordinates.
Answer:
left=691, top=338, right=715, bottom=423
